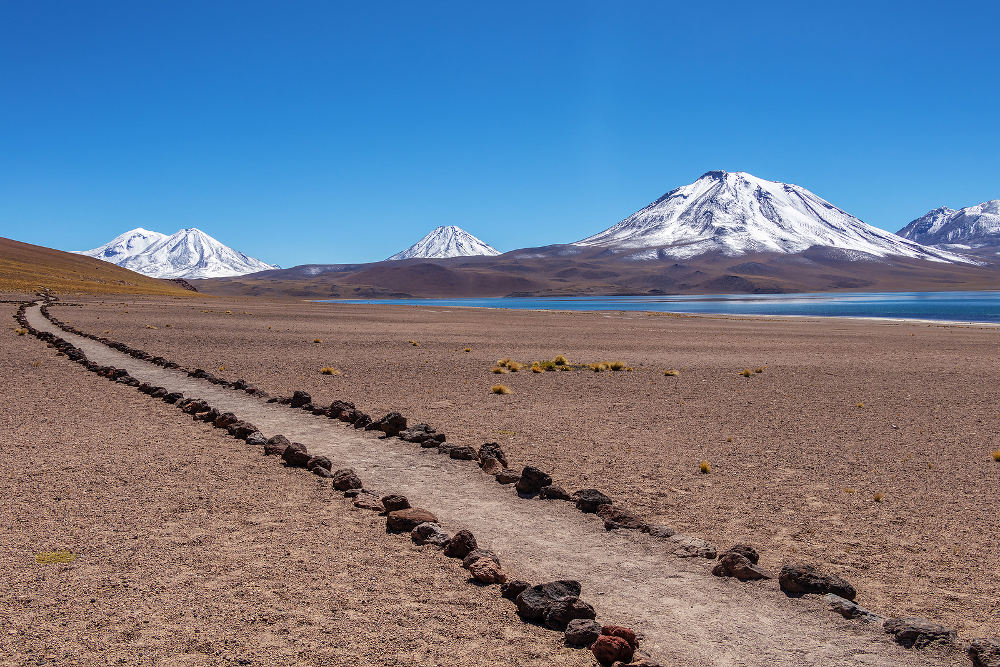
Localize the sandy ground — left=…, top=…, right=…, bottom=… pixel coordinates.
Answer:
left=56, top=296, right=1000, bottom=640
left=0, top=302, right=593, bottom=667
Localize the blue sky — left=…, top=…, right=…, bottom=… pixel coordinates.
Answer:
left=1, top=1, right=998, bottom=267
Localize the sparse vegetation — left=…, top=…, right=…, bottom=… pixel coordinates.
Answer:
left=35, top=549, right=76, bottom=564
left=856, top=402, right=865, bottom=408
left=491, top=384, right=511, bottom=395
left=754, top=366, right=766, bottom=373
left=843, top=487, right=856, bottom=494
left=699, top=460, right=711, bottom=474
left=320, top=366, right=342, bottom=376
left=491, top=366, right=509, bottom=374
left=608, top=361, right=626, bottom=371
left=145, top=324, right=158, bottom=329
left=464, top=347, right=471, bottom=352
left=992, top=450, right=1000, bottom=462
left=739, top=369, right=753, bottom=377
left=553, top=354, right=569, bottom=366
left=313, top=338, right=322, bottom=343
left=663, top=369, right=680, bottom=377
left=873, top=492, right=884, bottom=502
left=408, top=340, right=420, bottom=347
left=219, top=365, right=226, bottom=372
left=530, top=363, right=544, bottom=373
left=15, top=328, right=27, bottom=335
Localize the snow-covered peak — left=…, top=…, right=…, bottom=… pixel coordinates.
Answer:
left=78, top=227, right=168, bottom=261
left=898, top=200, right=1000, bottom=248
left=575, top=170, right=969, bottom=263
left=78, top=227, right=278, bottom=278
left=387, top=225, right=501, bottom=261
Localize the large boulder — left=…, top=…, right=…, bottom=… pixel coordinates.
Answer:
left=515, top=466, right=552, bottom=495
left=779, top=564, right=856, bottom=600
left=386, top=508, right=437, bottom=533
left=501, top=580, right=530, bottom=601
left=290, top=390, right=312, bottom=408
left=573, top=489, right=612, bottom=513
left=543, top=597, right=596, bottom=631
left=721, top=544, right=759, bottom=564
left=328, top=400, right=356, bottom=420
left=448, top=446, right=477, bottom=461
left=307, top=455, right=333, bottom=472
left=596, top=504, right=649, bottom=531
left=330, top=468, right=363, bottom=491
left=443, top=530, right=478, bottom=559
left=515, top=580, right=582, bottom=623
left=245, top=431, right=267, bottom=446
left=883, top=617, right=956, bottom=649
left=281, top=442, right=311, bottom=468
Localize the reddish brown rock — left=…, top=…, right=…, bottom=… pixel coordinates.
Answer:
left=443, top=529, right=478, bottom=558
left=281, top=442, right=311, bottom=467
left=602, top=625, right=638, bottom=649
left=592, top=635, right=634, bottom=665
left=386, top=508, right=437, bottom=533
left=468, top=557, right=507, bottom=584
left=330, top=468, right=362, bottom=491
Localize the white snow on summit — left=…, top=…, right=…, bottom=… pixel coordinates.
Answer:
left=576, top=171, right=969, bottom=263
left=77, top=227, right=278, bottom=278
left=387, top=225, right=500, bottom=261
left=898, top=200, right=1000, bottom=248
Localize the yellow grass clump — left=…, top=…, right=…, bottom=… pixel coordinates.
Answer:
left=15, top=328, right=27, bottom=335
left=739, top=369, right=753, bottom=377
left=491, top=384, right=511, bottom=395
left=699, top=460, right=711, bottom=474
left=608, top=361, right=626, bottom=371
left=464, top=347, right=471, bottom=352
left=873, top=492, right=884, bottom=502
left=35, top=550, right=76, bottom=564
left=218, top=365, right=226, bottom=372
left=754, top=366, right=766, bottom=373
left=320, top=367, right=341, bottom=376
left=313, top=338, right=323, bottom=343
left=856, top=402, right=865, bottom=408
left=408, top=340, right=420, bottom=347
left=992, top=450, right=1000, bottom=462
left=491, top=366, right=509, bottom=374
left=663, top=369, right=680, bottom=377
left=553, top=354, right=569, bottom=366
left=530, top=363, right=544, bottom=373
left=145, top=324, right=158, bottom=329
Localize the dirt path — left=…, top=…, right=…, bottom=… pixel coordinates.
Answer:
left=25, top=304, right=962, bottom=666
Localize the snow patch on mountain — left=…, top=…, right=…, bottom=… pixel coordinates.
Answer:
left=898, top=200, right=1000, bottom=248
left=387, top=226, right=500, bottom=260
left=576, top=171, right=970, bottom=263
left=78, top=227, right=278, bottom=278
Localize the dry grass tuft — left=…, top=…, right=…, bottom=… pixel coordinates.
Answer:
left=491, top=366, right=509, bottom=374
left=699, top=460, right=711, bottom=474
left=35, top=549, right=76, bottom=564
left=739, top=369, right=753, bottom=377
left=754, top=366, right=766, bottom=373
left=663, top=369, right=680, bottom=377
left=530, top=363, right=544, bottom=373
left=856, top=402, right=865, bottom=408
left=491, top=384, right=511, bottom=395
left=553, top=354, right=569, bottom=366
left=608, top=361, right=626, bottom=371
left=145, top=324, right=158, bottom=329
left=992, top=450, right=1000, bottom=462
left=320, top=367, right=341, bottom=376
left=15, top=328, right=27, bottom=335
left=873, top=492, right=884, bottom=502
left=218, top=365, right=226, bottom=372
left=464, top=347, right=471, bottom=352
left=313, top=338, right=322, bottom=343
left=408, top=340, right=420, bottom=347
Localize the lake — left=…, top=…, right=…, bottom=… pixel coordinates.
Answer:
left=316, top=291, right=1000, bottom=324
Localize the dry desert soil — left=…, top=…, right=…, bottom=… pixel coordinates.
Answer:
left=53, top=295, right=1000, bottom=643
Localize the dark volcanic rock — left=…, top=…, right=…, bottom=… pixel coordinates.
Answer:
left=515, top=466, right=552, bottom=495
left=969, top=637, right=1000, bottom=667
left=263, top=441, right=288, bottom=456
left=307, top=455, right=333, bottom=472
left=398, top=423, right=445, bottom=444
left=214, top=412, right=238, bottom=428
left=712, top=552, right=771, bottom=581
left=290, top=390, right=312, bottom=408
left=721, top=544, right=759, bottom=565
left=478, top=442, right=508, bottom=468
left=351, top=413, right=372, bottom=429
left=443, top=530, right=478, bottom=559
left=245, top=431, right=267, bottom=446
left=515, top=580, right=582, bottom=622
left=883, top=617, right=956, bottom=649
left=448, top=445, right=477, bottom=460
left=386, top=508, right=437, bottom=533
left=411, top=522, right=450, bottom=547
left=501, top=580, right=530, bottom=601
left=779, top=564, right=856, bottom=600
left=596, top=504, right=649, bottom=531
left=267, top=434, right=291, bottom=446
left=647, top=525, right=677, bottom=539
left=381, top=494, right=410, bottom=512
left=544, top=597, right=596, bottom=631
left=495, top=469, right=521, bottom=485
left=591, top=635, right=634, bottom=665
left=462, top=549, right=500, bottom=569
left=281, top=442, right=311, bottom=468
left=573, top=488, right=613, bottom=513
left=564, top=618, right=602, bottom=647
left=163, top=392, right=183, bottom=404
left=539, top=485, right=571, bottom=500
left=330, top=468, right=363, bottom=491
left=366, top=412, right=407, bottom=437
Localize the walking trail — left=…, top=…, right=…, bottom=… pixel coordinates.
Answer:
left=27, top=304, right=958, bottom=667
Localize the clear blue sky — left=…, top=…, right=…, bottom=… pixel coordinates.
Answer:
left=1, top=1, right=998, bottom=266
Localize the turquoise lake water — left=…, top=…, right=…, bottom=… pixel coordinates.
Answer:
left=316, top=291, right=1000, bottom=324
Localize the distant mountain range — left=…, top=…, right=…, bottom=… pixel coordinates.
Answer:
left=77, top=227, right=277, bottom=279
left=388, top=225, right=500, bottom=260
left=898, top=200, right=1000, bottom=253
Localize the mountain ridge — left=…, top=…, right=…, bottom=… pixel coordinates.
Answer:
left=387, top=225, right=500, bottom=261
left=898, top=200, right=1000, bottom=250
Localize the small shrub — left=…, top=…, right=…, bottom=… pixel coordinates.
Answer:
left=145, top=324, right=158, bottom=329
left=843, top=487, right=856, bottom=494
left=31, top=361, right=41, bottom=367
left=313, top=338, right=322, bottom=344
left=856, top=402, right=864, bottom=408
left=491, top=366, right=509, bottom=374
left=873, top=492, right=884, bottom=502
left=739, top=369, right=753, bottom=377
left=464, top=347, right=471, bottom=352
left=699, top=460, right=711, bottom=474
left=506, top=361, right=522, bottom=372
left=553, top=354, right=569, bottom=366
left=754, top=366, right=766, bottom=373
left=491, top=384, right=511, bottom=395
left=35, top=550, right=75, bottom=564
left=320, top=366, right=342, bottom=376
left=224, top=310, right=232, bottom=314
left=589, top=363, right=604, bottom=372
left=530, top=363, right=544, bottom=373
left=15, top=328, right=27, bottom=335
left=992, top=450, right=1000, bottom=462
left=608, top=361, right=626, bottom=371
left=219, top=365, right=226, bottom=372
left=103, top=330, right=111, bottom=334
left=663, top=369, right=680, bottom=377
left=408, top=340, right=420, bottom=347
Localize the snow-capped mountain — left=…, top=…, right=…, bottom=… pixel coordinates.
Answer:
left=387, top=225, right=500, bottom=261
left=77, top=227, right=278, bottom=278
left=576, top=170, right=968, bottom=263
left=897, top=200, right=1000, bottom=249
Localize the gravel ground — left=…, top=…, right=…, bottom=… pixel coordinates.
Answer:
left=0, top=302, right=593, bottom=667
left=58, top=296, right=1000, bottom=640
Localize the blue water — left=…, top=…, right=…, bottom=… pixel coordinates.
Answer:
left=315, top=291, right=1000, bottom=323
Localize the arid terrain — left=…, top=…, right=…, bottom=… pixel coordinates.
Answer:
left=0, top=301, right=593, bottom=666
left=50, top=295, right=1000, bottom=643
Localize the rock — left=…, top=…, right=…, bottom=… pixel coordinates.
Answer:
left=229, top=422, right=258, bottom=440
left=539, top=485, right=571, bottom=500
left=386, top=507, right=437, bottom=533
left=351, top=413, right=372, bottom=429
left=573, top=489, right=613, bottom=513
left=411, top=522, right=450, bottom=547
left=480, top=457, right=503, bottom=475
left=564, top=618, right=602, bottom=647
left=462, top=549, right=500, bottom=569
left=352, top=492, right=384, bottom=511
left=443, top=530, right=478, bottom=559
left=495, top=469, right=521, bottom=485
left=267, top=434, right=291, bottom=446
left=592, top=635, right=634, bottom=665
left=969, top=638, right=1000, bottom=667
left=597, top=505, right=649, bottom=531
left=448, top=446, right=477, bottom=461
left=501, top=580, right=530, bottom=601
left=330, top=468, right=363, bottom=491
left=328, top=400, right=356, bottom=420
left=281, top=442, right=311, bottom=468
left=381, top=494, right=410, bottom=512
left=312, top=466, right=333, bottom=478
left=468, top=557, right=507, bottom=584
left=307, top=455, right=333, bottom=472
left=263, top=441, right=288, bottom=456
left=342, top=488, right=363, bottom=498
left=515, top=466, right=552, bottom=495
left=779, top=564, right=856, bottom=600
left=544, top=597, right=596, bottom=630
left=245, top=431, right=267, bottom=446
left=883, top=617, right=956, bottom=649
left=149, top=387, right=168, bottom=398
left=198, top=408, right=220, bottom=423
left=515, top=580, right=582, bottom=622
left=720, top=544, right=759, bottom=565
left=398, top=423, right=446, bottom=443
left=163, top=392, right=183, bottom=404
left=290, top=390, right=311, bottom=408
left=711, top=553, right=771, bottom=581
left=421, top=439, right=442, bottom=449
left=647, top=525, right=677, bottom=539
left=668, top=534, right=717, bottom=559
left=367, top=412, right=407, bottom=437
left=311, top=406, right=330, bottom=416
left=214, top=412, right=238, bottom=428
left=479, top=442, right=508, bottom=468
left=602, top=625, right=638, bottom=649
left=823, top=594, right=882, bottom=623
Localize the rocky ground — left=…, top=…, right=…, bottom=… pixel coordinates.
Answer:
left=53, top=295, right=1000, bottom=641
left=0, top=301, right=592, bottom=666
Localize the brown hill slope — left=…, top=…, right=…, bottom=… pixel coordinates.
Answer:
left=195, top=246, right=1000, bottom=298
left=0, top=237, right=193, bottom=296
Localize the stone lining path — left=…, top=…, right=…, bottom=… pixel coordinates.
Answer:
left=26, top=304, right=960, bottom=666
